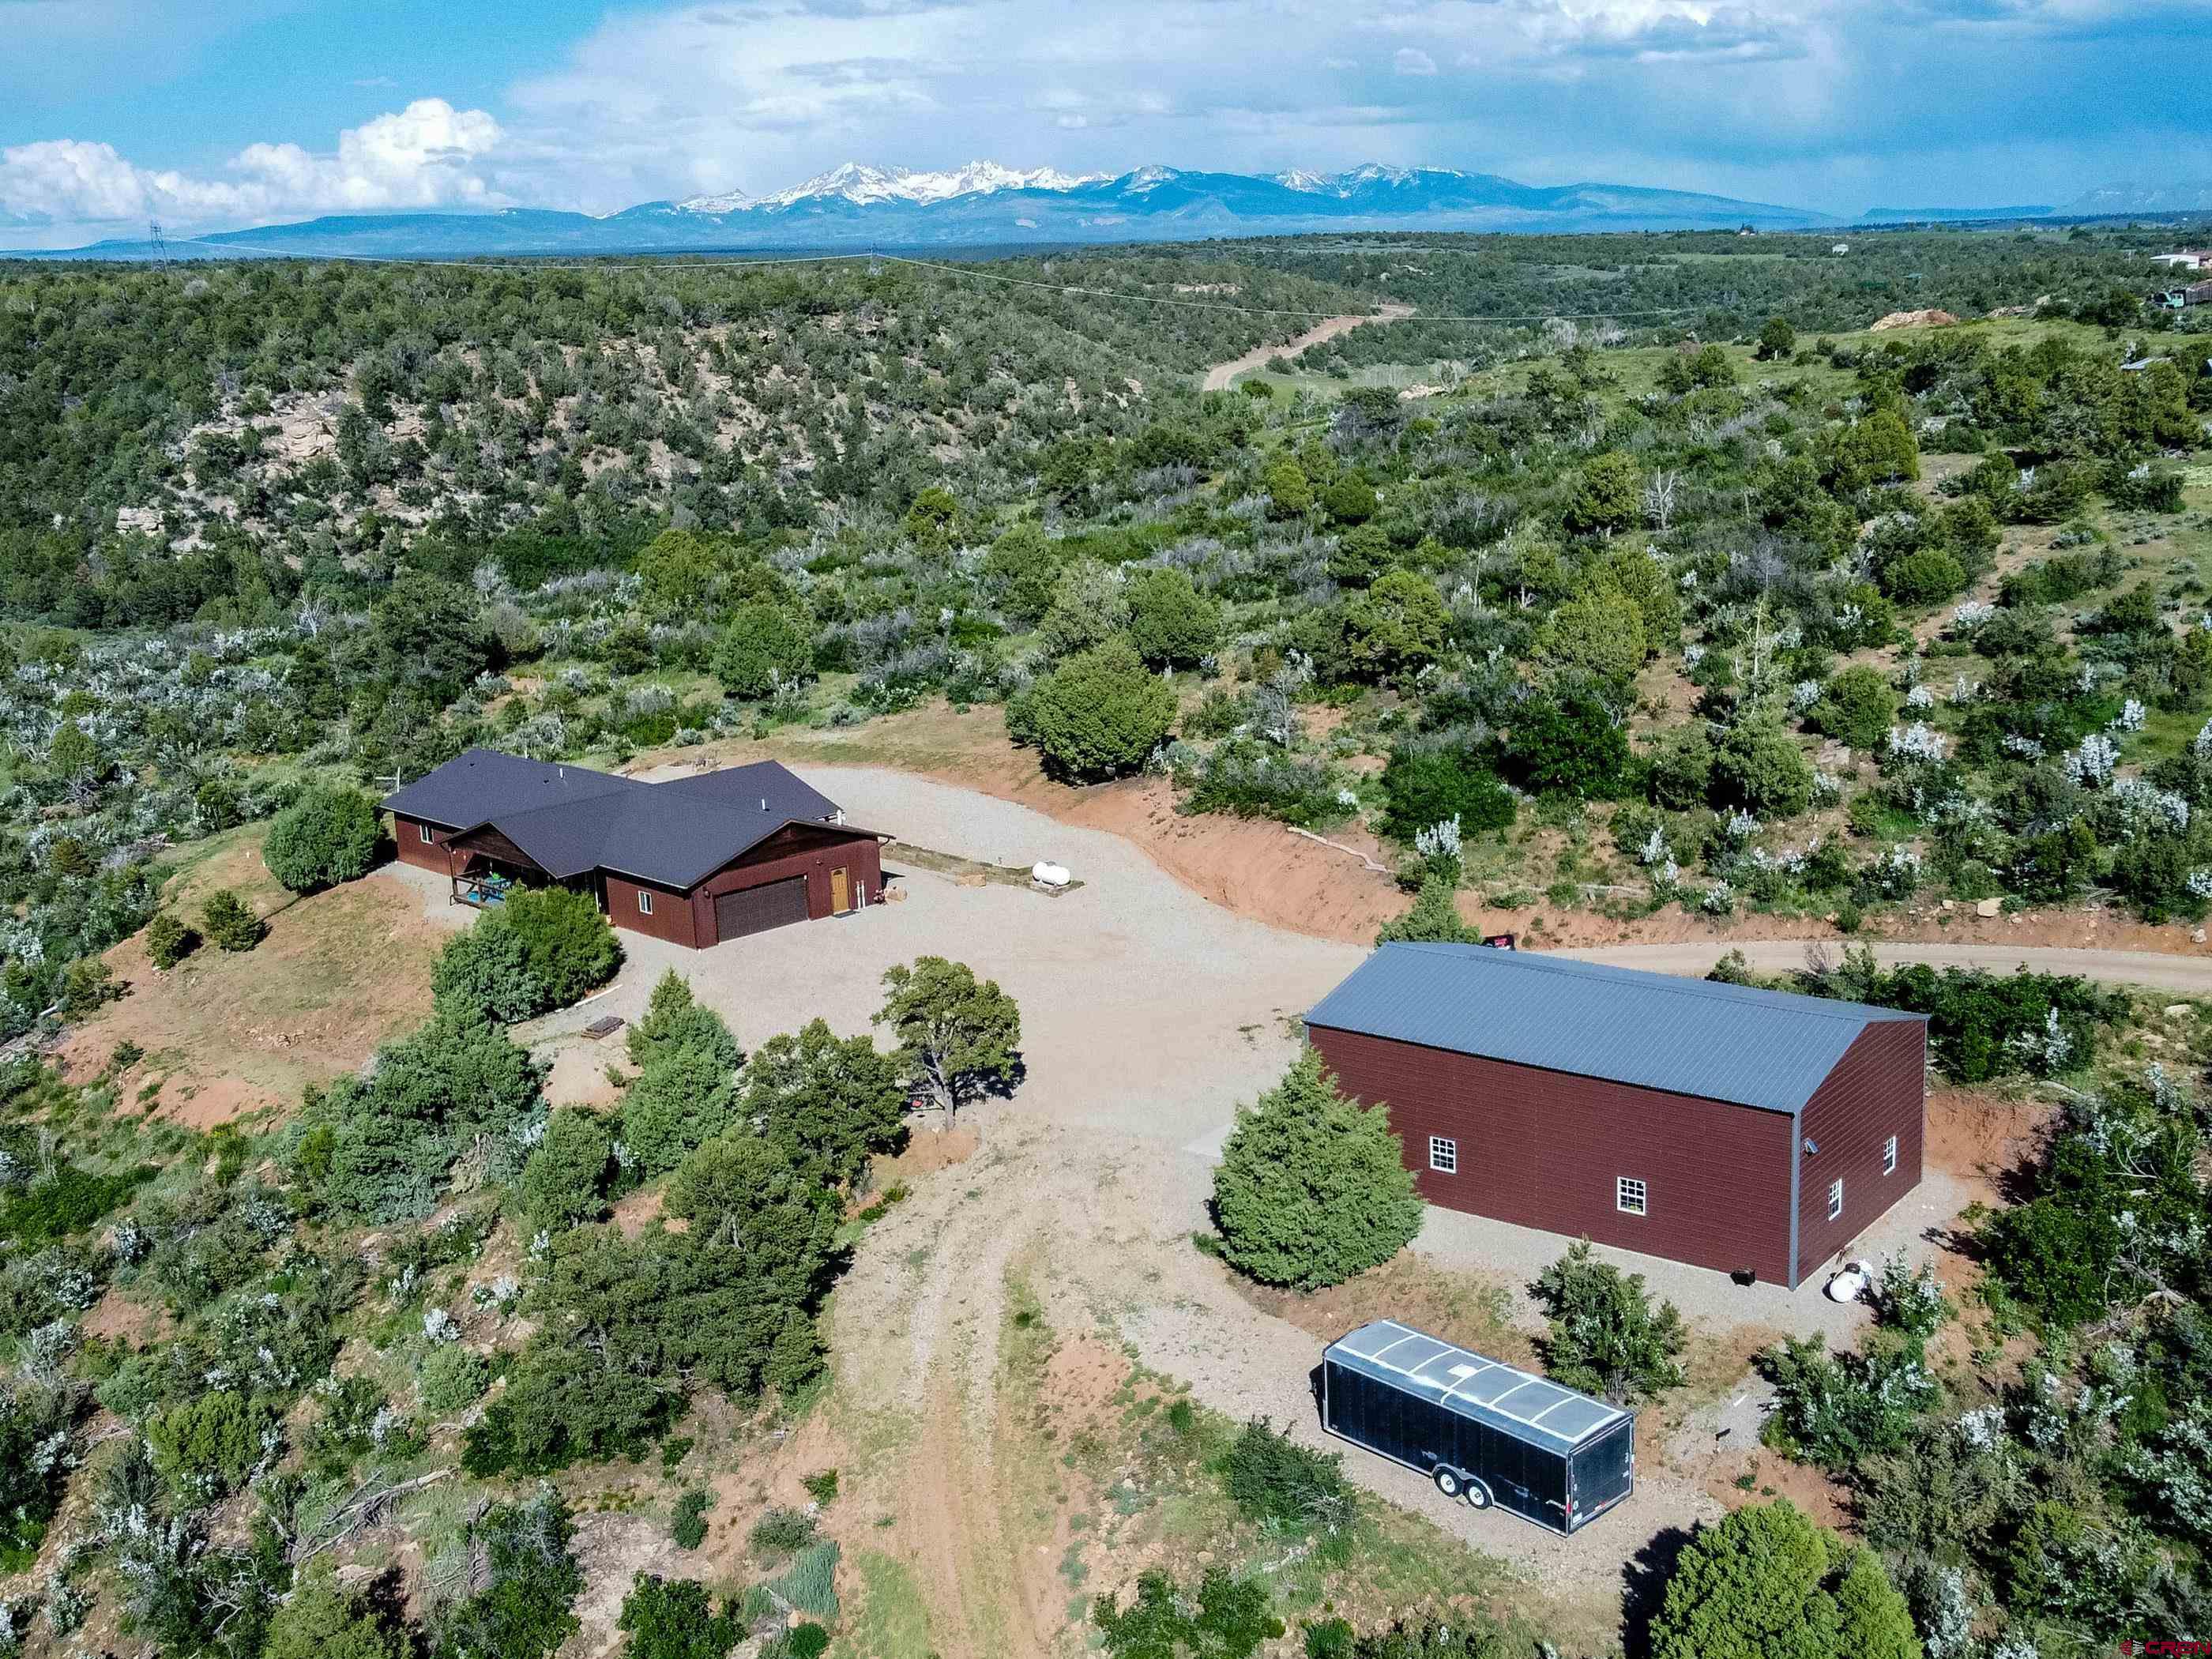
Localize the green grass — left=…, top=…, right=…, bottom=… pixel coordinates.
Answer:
left=769, top=1540, right=842, bottom=1620
left=833, top=1550, right=934, bottom=1659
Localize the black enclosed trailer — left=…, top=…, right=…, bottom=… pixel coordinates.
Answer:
left=1320, top=1320, right=1635, bottom=1534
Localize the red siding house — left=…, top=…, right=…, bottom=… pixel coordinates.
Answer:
left=1305, top=944, right=1926, bottom=1288
left=383, top=749, right=886, bottom=949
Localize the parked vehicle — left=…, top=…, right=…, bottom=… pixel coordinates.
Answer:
left=1319, top=1319, right=1635, bottom=1534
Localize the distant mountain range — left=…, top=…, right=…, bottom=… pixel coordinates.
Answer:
left=1863, top=205, right=2056, bottom=224
left=21, top=160, right=1832, bottom=261
left=2061, top=180, right=2212, bottom=216
left=1864, top=182, right=2212, bottom=224
left=22, top=160, right=2212, bottom=263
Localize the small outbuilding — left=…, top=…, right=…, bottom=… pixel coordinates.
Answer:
left=384, top=748, right=887, bottom=949
left=1304, top=943, right=1928, bottom=1288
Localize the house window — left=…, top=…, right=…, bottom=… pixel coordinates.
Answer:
left=418, top=822, right=434, bottom=844
left=637, top=890, right=654, bottom=915
left=1883, top=1134, right=1898, bottom=1176
left=1428, top=1136, right=1457, bottom=1175
left=1616, top=1177, right=1647, bottom=1216
left=1827, top=1179, right=1845, bottom=1221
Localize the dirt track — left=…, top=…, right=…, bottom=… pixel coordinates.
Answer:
left=1558, top=940, right=2212, bottom=994
left=1200, top=302, right=1416, bottom=390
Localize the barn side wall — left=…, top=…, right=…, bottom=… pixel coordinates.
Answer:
left=1793, top=1019, right=1928, bottom=1285
left=1307, top=1026, right=1797, bottom=1284
left=686, top=826, right=885, bottom=947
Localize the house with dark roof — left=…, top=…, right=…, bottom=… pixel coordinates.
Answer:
left=1304, top=943, right=1927, bottom=1287
left=383, top=749, right=887, bottom=949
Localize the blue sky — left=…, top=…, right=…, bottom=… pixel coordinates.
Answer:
left=3, top=0, right=2209, bottom=247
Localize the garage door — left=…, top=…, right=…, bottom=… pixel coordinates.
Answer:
left=714, top=877, right=809, bottom=942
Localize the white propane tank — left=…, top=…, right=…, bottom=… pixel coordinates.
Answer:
left=1824, top=1260, right=1873, bottom=1304
left=1031, top=861, right=1072, bottom=889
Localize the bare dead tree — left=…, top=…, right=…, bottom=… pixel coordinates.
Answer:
left=288, top=1467, right=454, bottom=1567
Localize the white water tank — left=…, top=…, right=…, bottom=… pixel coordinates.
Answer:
left=1031, top=861, right=1072, bottom=889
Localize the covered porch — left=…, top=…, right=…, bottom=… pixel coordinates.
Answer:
left=442, top=824, right=562, bottom=912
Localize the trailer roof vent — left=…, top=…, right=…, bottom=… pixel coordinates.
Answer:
left=1447, top=1364, right=1480, bottom=1379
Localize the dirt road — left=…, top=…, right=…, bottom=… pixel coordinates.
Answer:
left=1556, top=939, right=2212, bottom=994
left=1199, top=302, right=1415, bottom=390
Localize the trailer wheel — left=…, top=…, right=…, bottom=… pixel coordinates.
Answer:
left=1463, top=1478, right=1492, bottom=1510
left=1432, top=1467, right=1465, bottom=1499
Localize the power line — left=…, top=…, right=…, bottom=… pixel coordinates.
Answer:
left=158, top=236, right=1705, bottom=327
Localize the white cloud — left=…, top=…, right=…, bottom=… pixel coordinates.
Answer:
left=487, top=0, right=1854, bottom=210
left=0, top=99, right=507, bottom=237
left=229, top=100, right=506, bottom=213
left=5, top=0, right=2209, bottom=243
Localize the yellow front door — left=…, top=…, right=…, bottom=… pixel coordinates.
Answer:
left=830, top=867, right=852, bottom=913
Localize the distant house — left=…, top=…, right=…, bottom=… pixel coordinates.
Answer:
left=384, top=749, right=886, bottom=948
left=1304, top=944, right=1928, bottom=1287
left=1830, top=242, right=1850, bottom=256
left=2153, top=250, right=2211, bottom=270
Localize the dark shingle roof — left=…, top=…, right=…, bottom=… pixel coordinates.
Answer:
left=1305, top=942, right=1922, bottom=1115
left=382, top=750, right=873, bottom=890
left=474, top=791, right=638, bottom=881
left=650, top=760, right=842, bottom=824
left=380, top=749, right=635, bottom=830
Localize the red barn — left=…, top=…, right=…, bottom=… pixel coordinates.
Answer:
left=1304, top=943, right=1926, bottom=1288
left=383, top=749, right=886, bottom=949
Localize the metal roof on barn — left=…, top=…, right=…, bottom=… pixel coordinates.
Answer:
left=1304, top=942, right=1922, bottom=1116
left=1325, top=1320, right=1628, bottom=1454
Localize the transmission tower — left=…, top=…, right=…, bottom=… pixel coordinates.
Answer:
left=147, top=220, right=170, bottom=269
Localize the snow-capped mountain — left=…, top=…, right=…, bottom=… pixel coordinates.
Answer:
left=675, top=160, right=1112, bottom=214
left=43, top=160, right=1834, bottom=261
left=673, top=188, right=752, bottom=214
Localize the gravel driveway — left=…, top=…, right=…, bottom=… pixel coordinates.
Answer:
left=509, top=762, right=1952, bottom=1328
left=542, top=764, right=1367, bottom=1141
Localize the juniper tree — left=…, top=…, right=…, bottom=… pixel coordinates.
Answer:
left=1211, top=1049, right=1423, bottom=1290
left=261, top=786, right=382, bottom=893
left=873, top=957, right=1021, bottom=1130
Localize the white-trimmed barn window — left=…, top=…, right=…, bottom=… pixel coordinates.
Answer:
left=1828, top=1179, right=1845, bottom=1221
left=1428, top=1137, right=1458, bottom=1175
left=1883, top=1134, right=1898, bottom=1175
left=638, top=889, right=654, bottom=915
left=418, top=822, right=434, bottom=843
left=1616, top=1177, right=1647, bottom=1216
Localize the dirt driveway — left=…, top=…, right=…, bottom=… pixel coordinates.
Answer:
left=1200, top=303, right=1416, bottom=390
left=540, top=765, right=1366, bottom=1141
left=1564, top=939, right=2212, bottom=995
